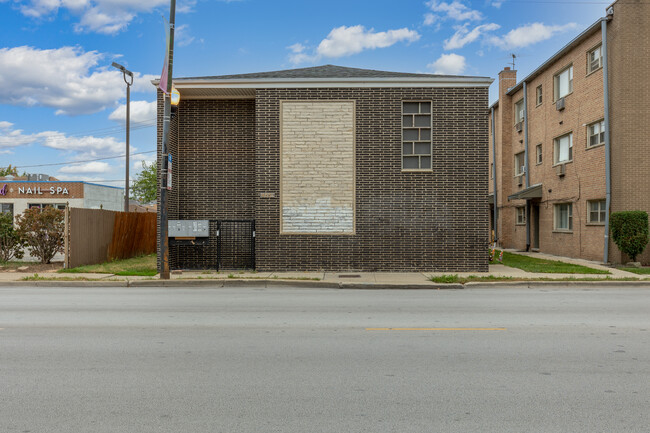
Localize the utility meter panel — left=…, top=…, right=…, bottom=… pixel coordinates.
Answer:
left=168, top=220, right=210, bottom=238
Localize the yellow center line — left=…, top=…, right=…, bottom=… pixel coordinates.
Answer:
left=366, top=327, right=507, bottom=331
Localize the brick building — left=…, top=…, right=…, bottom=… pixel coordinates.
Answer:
left=157, top=65, right=493, bottom=271
left=489, top=0, right=650, bottom=265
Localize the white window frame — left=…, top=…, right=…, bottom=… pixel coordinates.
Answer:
left=536, top=143, right=543, bottom=165
left=554, top=203, right=573, bottom=232
left=514, top=99, right=525, bottom=124
left=554, top=65, right=573, bottom=101
left=536, top=85, right=543, bottom=106
left=516, top=207, right=526, bottom=225
left=587, top=45, right=603, bottom=74
left=553, top=133, right=573, bottom=165
left=587, top=120, right=605, bottom=148
left=587, top=199, right=607, bottom=224
left=514, top=151, right=525, bottom=176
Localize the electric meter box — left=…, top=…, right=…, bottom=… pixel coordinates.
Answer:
left=168, top=220, right=210, bottom=238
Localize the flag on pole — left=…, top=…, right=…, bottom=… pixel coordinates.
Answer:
left=159, top=18, right=171, bottom=93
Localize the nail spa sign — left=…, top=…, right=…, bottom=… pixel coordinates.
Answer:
left=0, top=184, right=69, bottom=196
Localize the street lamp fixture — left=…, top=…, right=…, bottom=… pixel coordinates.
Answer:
left=111, top=61, right=134, bottom=213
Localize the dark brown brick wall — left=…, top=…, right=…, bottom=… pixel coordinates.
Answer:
left=158, top=87, right=489, bottom=272
left=255, top=88, right=489, bottom=271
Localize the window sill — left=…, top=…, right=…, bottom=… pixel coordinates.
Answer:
left=515, top=223, right=526, bottom=226
left=586, top=66, right=602, bottom=78
left=553, top=91, right=573, bottom=103
left=552, top=160, right=573, bottom=167
left=586, top=143, right=605, bottom=151
left=401, top=169, right=433, bottom=173
left=552, top=230, right=573, bottom=234
left=586, top=222, right=605, bottom=226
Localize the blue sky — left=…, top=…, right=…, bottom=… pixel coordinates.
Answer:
left=0, top=0, right=608, bottom=188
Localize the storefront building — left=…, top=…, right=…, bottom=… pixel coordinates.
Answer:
left=0, top=177, right=123, bottom=220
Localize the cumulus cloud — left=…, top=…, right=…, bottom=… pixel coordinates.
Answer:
left=0, top=46, right=156, bottom=115
left=288, top=25, right=420, bottom=64
left=108, top=100, right=157, bottom=125
left=14, top=0, right=172, bottom=34
left=428, top=53, right=466, bottom=75
left=58, top=161, right=112, bottom=174
left=0, top=121, right=40, bottom=149
left=488, top=22, right=578, bottom=49
left=444, top=22, right=500, bottom=50
left=424, top=0, right=483, bottom=24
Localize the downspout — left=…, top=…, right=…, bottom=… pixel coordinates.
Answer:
left=602, top=13, right=613, bottom=264
left=491, top=107, right=498, bottom=245
left=523, top=81, right=530, bottom=251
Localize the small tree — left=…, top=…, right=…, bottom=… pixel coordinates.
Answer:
left=0, top=212, right=25, bottom=262
left=610, top=211, right=649, bottom=262
left=0, top=165, right=19, bottom=177
left=131, top=161, right=157, bottom=204
left=15, top=207, right=65, bottom=264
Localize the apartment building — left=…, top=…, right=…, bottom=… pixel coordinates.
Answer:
left=157, top=64, right=492, bottom=271
left=489, top=0, right=650, bottom=265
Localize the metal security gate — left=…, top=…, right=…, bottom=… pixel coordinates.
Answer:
left=217, top=220, right=255, bottom=270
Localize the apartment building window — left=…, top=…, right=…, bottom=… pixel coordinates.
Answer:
left=514, top=152, right=525, bottom=176
left=553, top=133, right=573, bottom=164
left=554, top=65, right=573, bottom=100
left=588, top=45, right=603, bottom=74
left=587, top=120, right=605, bottom=147
left=536, top=144, right=543, bottom=164
left=536, top=85, right=543, bottom=106
left=554, top=203, right=573, bottom=231
left=402, top=101, right=432, bottom=170
left=516, top=207, right=526, bottom=225
left=514, top=99, right=525, bottom=124
left=588, top=200, right=607, bottom=224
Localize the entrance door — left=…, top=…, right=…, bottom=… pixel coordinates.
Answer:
left=217, top=220, right=255, bottom=270
left=532, top=204, right=540, bottom=249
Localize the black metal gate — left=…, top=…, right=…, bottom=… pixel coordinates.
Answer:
left=217, top=220, right=255, bottom=270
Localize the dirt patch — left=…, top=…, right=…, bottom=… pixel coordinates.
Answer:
left=0, top=262, right=64, bottom=273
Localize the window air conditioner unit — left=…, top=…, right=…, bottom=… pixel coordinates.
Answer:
left=556, top=163, right=566, bottom=177
left=556, top=98, right=566, bottom=111
left=517, top=175, right=523, bottom=186
left=515, top=121, right=523, bottom=132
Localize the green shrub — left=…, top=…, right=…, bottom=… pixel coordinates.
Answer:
left=15, top=207, right=65, bottom=264
left=610, top=211, right=649, bottom=262
left=0, top=212, right=25, bottom=262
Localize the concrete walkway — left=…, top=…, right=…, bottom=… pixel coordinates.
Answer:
left=0, top=249, right=648, bottom=288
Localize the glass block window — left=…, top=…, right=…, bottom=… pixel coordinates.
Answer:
left=402, top=101, right=432, bottom=170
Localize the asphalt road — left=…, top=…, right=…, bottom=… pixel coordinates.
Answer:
left=1, top=285, right=649, bottom=433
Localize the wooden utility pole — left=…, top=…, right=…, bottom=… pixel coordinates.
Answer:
left=159, top=0, right=176, bottom=280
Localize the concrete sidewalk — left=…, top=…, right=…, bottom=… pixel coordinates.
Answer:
left=0, top=249, right=648, bottom=288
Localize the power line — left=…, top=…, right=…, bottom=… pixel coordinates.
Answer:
left=12, top=150, right=156, bottom=169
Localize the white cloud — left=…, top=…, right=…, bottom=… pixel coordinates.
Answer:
left=288, top=25, right=420, bottom=64
left=428, top=53, right=466, bottom=75
left=488, top=22, right=578, bottom=49
left=426, top=0, right=483, bottom=22
left=444, top=23, right=500, bottom=50
left=14, top=0, right=171, bottom=34
left=175, top=24, right=196, bottom=47
left=491, top=1, right=504, bottom=8
left=59, top=161, right=112, bottom=174
left=108, top=100, right=157, bottom=125
left=423, top=13, right=437, bottom=26
left=0, top=46, right=156, bottom=115
left=0, top=121, right=43, bottom=148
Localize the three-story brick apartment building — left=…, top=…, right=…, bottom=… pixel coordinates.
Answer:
left=489, top=0, right=650, bottom=265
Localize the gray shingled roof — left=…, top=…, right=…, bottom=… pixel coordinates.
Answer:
left=177, top=64, right=486, bottom=80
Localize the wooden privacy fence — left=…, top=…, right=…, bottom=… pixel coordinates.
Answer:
left=64, top=208, right=156, bottom=269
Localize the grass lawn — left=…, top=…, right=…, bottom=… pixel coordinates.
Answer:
left=490, top=250, right=610, bottom=274
left=59, top=254, right=157, bottom=276
left=619, top=267, right=650, bottom=275
left=430, top=274, right=638, bottom=284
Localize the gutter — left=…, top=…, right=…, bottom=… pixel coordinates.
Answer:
left=602, top=11, right=613, bottom=264
left=491, top=107, right=498, bottom=245
left=523, top=82, right=531, bottom=251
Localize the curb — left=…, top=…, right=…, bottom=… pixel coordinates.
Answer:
left=464, top=280, right=650, bottom=289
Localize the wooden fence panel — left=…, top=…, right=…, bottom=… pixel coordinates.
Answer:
left=65, top=208, right=156, bottom=268
left=66, top=208, right=117, bottom=269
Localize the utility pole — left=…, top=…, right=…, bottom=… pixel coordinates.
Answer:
left=111, top=62, right=133, bottom=212
left=159, top=0, right=176, bottom=279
